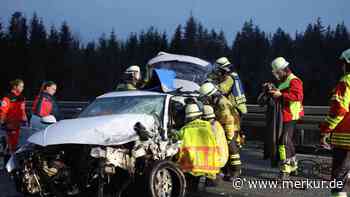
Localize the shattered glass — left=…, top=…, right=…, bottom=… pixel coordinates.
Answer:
left=79, top=95, right=165, bottom=118
left=153, top=62, right=210, bottom=84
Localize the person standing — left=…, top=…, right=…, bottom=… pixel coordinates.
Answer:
left=320, top=48, right=350, bottom=197
left=31, top=81, right=61, bottom=130
left=176, top=103, right=220, bottom=193
left=210, top=57, right=248, bottom=116
left=0, top=79, right=27, bottom=154
left=268, top=57, right=304, bottom=178
left=199, top=82, right=242, bottom=181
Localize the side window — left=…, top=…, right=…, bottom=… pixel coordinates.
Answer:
left=169, top=97, right=185, bottom=130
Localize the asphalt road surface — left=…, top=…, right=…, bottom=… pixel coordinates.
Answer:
left=0, top=143, right=333, bottom=197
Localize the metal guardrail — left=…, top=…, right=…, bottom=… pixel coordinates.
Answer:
left=25, top=102, right=329, bottom=147
left=242, top=105, right=329, bottom=148
left=242, top=105, right=328, bottom=129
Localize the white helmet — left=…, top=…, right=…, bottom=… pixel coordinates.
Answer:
left=125, top=65, right=141, bottom=80
left=271, top=57, right=289, bottom=71
left=340, top=48, right=350, bottom=64
left=185, top=104, right=202, bottom=119
left=215, top=57, right=231, bottom=72
left=199, top=82, right=218, bottom=97
left=203, top=105, right=215, bottom=119
left=216, top=57, right=231, bottom=67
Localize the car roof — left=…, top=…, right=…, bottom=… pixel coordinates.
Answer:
left=147, top=52, right=210, bottom=67
left=97, top=91, right=168, bottom=99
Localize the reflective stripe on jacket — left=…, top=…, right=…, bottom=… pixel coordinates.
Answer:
left=321, top=74, right=350, bottom=149
left=177, top=119, right=220, bottom=178
left=278, top=73, right=304, bottom=122
left=210, top=120, right=229, bottom=168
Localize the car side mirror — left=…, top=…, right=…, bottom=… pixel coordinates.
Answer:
left=41, top=115, right=57, bottom=124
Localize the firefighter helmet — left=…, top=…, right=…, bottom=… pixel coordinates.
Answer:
left=203, top=105, right=216, bottom=119
left=199, top=82, right=218, bottom=97
left=271, top=57, right=289, bottom=71
left=185, top=104, right=202, bottom=119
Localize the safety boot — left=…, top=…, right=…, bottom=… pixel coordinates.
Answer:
left=289, top=160, right=298, bottom=176
left=279, top=163, right=291, bottom=180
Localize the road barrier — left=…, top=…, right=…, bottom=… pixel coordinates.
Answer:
left=25, top=102, right=329, bottom=149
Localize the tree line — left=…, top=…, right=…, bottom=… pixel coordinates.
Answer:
left=0, top=12, right=349, bottom=105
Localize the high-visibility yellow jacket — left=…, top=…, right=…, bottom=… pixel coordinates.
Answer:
left=321, top=73, right=350, bottom=149
left=115, top=82, right=137, bottom=91
left=209, top=120, right=229, bottom=168
left=277, top=73, right=304, bottom=122
left=214, top=95, right=239, bottom=141
left=177, top=119, right=221, bottom=179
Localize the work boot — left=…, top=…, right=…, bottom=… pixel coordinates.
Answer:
left=185, top=174, right=200, bottom=194
left=289, top=160, right=298, bottom=176
left=223, top=165, right=241, bottom=182
left=279, top=163, right=291, bottom=180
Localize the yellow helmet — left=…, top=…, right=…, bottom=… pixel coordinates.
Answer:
left=271, top=57, right=289, bottom=71
left=340, top=48, right=350, bottom=64
left=185, top=104, right=202, bottom=119
left=199, top=82, right=218, bottom=97
left=203, top=105, right=215, bottom=119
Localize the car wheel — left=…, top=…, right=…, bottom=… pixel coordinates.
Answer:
left=147, top=160, right=186, bottom=197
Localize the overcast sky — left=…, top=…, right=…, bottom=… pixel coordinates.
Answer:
left=1, top=0, right=349, bottom=43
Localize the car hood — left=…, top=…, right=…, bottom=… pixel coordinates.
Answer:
left=28, top=114, right=156, bottom=146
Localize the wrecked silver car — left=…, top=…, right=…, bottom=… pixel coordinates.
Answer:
left=6, top=91, right=188, bottom=197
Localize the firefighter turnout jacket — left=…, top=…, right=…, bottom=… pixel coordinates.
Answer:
left=321, top=73, right=350, bottom=149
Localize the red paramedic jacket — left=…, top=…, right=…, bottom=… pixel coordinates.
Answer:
left=0, top=91, right=27, bottom=129
left=32, top=92, right=61, bottom=119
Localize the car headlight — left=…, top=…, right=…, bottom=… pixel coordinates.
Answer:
left=90, top=147, right=106, bottom=158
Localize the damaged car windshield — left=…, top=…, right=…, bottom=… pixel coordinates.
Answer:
left=154, top=62, right=209, bottom=84
left=79, top=95, right=165, bottom=118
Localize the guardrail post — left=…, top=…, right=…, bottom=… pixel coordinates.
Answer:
left=299, top=129, right=305, bottom=146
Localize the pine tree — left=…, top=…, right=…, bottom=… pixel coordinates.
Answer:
left=183, top=15, right=198, bottom=55
left=170, top=25, right=183, bottom=54
left=28, top=13, right=47, bottom=94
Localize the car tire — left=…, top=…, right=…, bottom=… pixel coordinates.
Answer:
left=146, top=160, right=186, bottom=197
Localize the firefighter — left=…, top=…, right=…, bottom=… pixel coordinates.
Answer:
left=210, top=57, right=248, bottom=116
left=31, top=81, right=62, bottom=130
left=269, top=57, right=304, bottom=179
left=199, top=82, right=242, bottom=182
left=320, top=48, right=350, bottom=197
left=0, top=79, right=27, bottom=154
left=116, top=65, right=142, bottom=91
left=177, top=103, right=220, bottom=193
left=202, top=105, right=229, bottom=186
